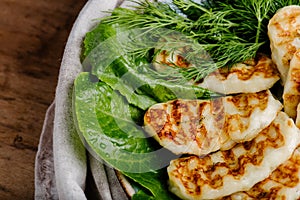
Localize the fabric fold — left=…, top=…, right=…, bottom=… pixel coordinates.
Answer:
left=35, top=103, right=58, bottom=200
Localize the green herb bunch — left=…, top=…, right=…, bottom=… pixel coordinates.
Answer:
left=103, top=0, right=300, bottom=81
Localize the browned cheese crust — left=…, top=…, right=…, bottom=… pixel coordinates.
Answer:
left=167, top=112, right=300, bottom=199
left=268, top=5, right=300, bottom=83
left=144, top=90, right=282, bottom=156
left=221, top=147, right=300, bottom=200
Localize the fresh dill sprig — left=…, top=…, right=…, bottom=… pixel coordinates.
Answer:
left=105, top=1, right=193, bottom=33
left=102, top=0, right=300, bottom=82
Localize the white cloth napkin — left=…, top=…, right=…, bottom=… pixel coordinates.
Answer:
left=35, top=103, right=58, bottom=200
left=35, top=102, right=129, bottom=200
left=35, top=0, right=130, bottom=199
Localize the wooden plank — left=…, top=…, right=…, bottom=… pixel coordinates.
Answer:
left=0, top=143, right=36, bottom=199
left=0, top=0, right=87, bottom=198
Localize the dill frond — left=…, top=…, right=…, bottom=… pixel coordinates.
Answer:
left=102, top=0, right=300, bottom=82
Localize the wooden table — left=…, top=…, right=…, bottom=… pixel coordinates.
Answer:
left=0, top=0, right=87, bottom=199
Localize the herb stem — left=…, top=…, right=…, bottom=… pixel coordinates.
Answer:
left=255, top=19, right=261, bottom=44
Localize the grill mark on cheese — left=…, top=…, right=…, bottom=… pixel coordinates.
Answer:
left=167, top=112, right=300, bottom=199
left=211, top=55, right=279, bottom=81
left=268, top=5, right=300, bottom=83
left=156, top=49, right=191, bottom=70
left=144, top=90, right=282, bottom=156
left=229, top=90, right=269, bottom=113
left=154, top=47, right=279, bottom=94
left=223, top=92, right=269, bottom=136
left=175, top=54, right=190, bottom=68
left=283, top=49, right=300, bottom=119
left=271, top=162, right=299, bottom=188
left=282, top=44, right=296, bottom=67
left=291, top=70, right=300, bottom=93
left=144, top=108, right=166, bottom=133
left=221, top=147, right=300, bottom=200
left=211, top=98, right=225, bottom=144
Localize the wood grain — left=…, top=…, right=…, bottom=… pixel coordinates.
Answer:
left=0, top=0, right=87, bottom=199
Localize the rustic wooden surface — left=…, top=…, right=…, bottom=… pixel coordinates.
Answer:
left=0, top=0, right=87, bottom=199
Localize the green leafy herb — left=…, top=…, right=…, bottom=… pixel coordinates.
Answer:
left=132, top=190, right=155, bottom=200
left=88, top=50, right=220, bottom=101
left=83, top=22, right=159, bottom=110
left=103, top=0, right=299, bottom=82
left=73, top=72, right=177, bottom=199
left=82, top=21, right=220, bottom=102
left=74, top=72, right=153, bottom=172
left=82, top=22, right=118, bottom=61
left=124, top=170, right=178, bottom=200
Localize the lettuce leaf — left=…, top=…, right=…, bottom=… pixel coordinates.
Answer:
left=83, top=22, right=117, bottom=59
left=73, top=72, right=177, bottom=199
left=82, top=22, right=158, bottom=110
left=82, top=20, right=219, bottom=107
left=124, top=170, right=180, bottom=200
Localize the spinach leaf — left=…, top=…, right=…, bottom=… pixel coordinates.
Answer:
left=73, top=72, right=177, bottom=199
left=73, top=72, right=175, bottom=172
left=82, top=20, right=219, bottom=106
left=84, top=33, right=219, bottom=102
left=82, top=22, right=158, bottom=110
left=103, top=55, right=219, bottom=102
left=124, top=169, right=179, bottom=200
left=132, top=190, right=155, bottom=200
left=96, top=62, right=158, bottom=110
left=83, top=22, right=117, bottom=59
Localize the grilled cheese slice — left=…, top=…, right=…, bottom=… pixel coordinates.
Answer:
left=167, top=112, right=300, bottom=200
left=144, top=90, right=282, bottom=156
left=154, top=51, right=279, bottom=94
left=283, top=49, right=300, bottom=119
left=220, top=146, right=300, bottom=200
left=296, top=103, right=300, bottom=128
left=198, top=55, right=280, bottom=94
left=268, top=5, right=300, bottom=83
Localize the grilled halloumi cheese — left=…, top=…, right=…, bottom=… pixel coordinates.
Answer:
left=283, top=49, right=300, bottom=119
left=220, top=146, right=300, bottom=200
left=198, top=55, right=280, bottom=94
left=154, top=50, right=280, bottom=94
left=144, top=90, right=282, bottom=156
left=296, top=103, right=300, bottom=128
left=268, top=5, right=300, bottom=83
left=153, top=49, right=192, bottom=72
left=167, top=112, right=300, bottom=200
